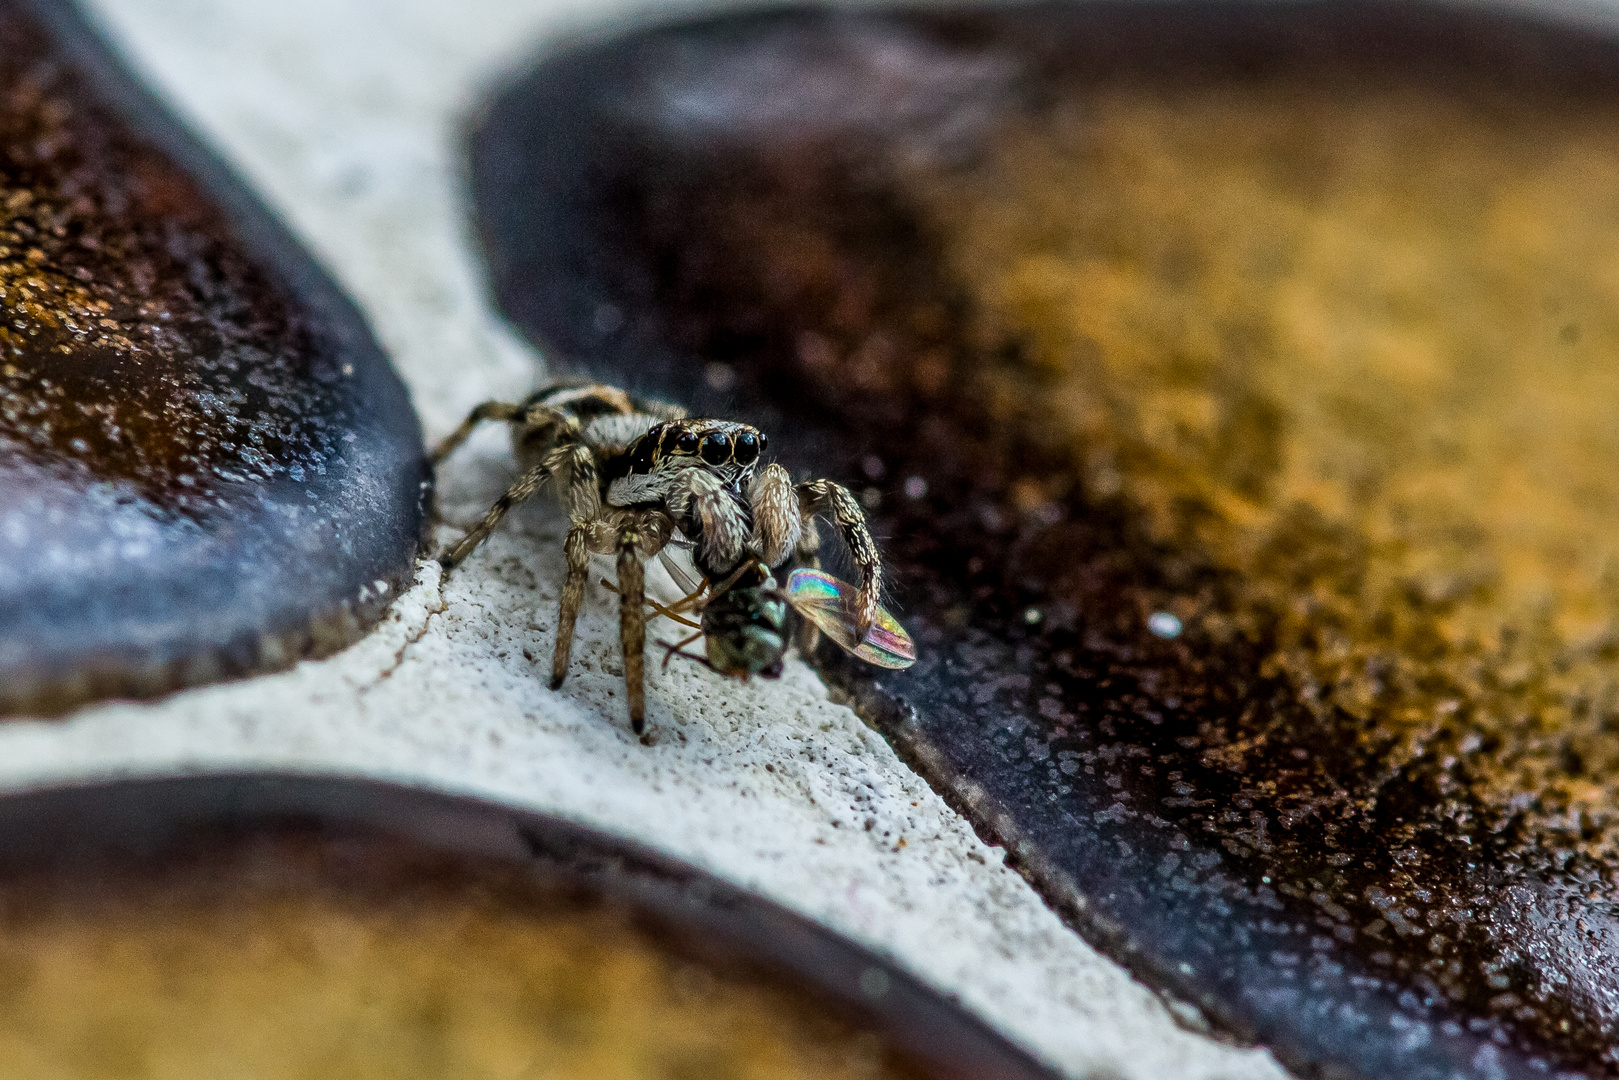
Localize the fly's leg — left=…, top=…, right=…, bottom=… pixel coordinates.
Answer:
left=660, top=630, right=705, bottom=671
left=599, top=577, right=702, bottom=630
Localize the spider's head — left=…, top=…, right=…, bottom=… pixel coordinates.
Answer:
left=606, top=418, right=770, bottom=512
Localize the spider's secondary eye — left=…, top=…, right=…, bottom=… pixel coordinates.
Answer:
left=675, top=430, right=700, bottom=454
left=734, top=431, right=759, bottom=465
left=700, top=433, right=731, bottom=464
left=756, top=432, right=768, bottom=455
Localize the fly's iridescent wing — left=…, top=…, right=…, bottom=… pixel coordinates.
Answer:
left=785, top=569, right=916, bottom=669
left=658, top=547, right=705, bottom=598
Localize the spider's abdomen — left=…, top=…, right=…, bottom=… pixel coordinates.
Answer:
left=512, top=381, right=649, bottom=468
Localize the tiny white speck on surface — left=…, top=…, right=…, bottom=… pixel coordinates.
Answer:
left=0, top=1, right=1306, bottom=1078
left=1148, top=611, right=1184, bottom=639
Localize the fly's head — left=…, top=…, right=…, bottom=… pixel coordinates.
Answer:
left=700, top=562, right=789, bottom=678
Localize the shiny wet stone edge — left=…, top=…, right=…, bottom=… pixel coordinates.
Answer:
left=0, top=0, right=431, bottom=716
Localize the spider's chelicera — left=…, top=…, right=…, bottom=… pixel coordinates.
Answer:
left=431, top=380, right=900, bottom=738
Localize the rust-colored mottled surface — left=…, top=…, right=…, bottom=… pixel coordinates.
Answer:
left=0, top=0, right=427, bottom=714
left=0, top=775, right=1054, bottom=1080
left=470, top=4, right=1619, bottom=1077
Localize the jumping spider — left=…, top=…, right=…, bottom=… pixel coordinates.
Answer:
left=431, top=379, right=894, bottom=738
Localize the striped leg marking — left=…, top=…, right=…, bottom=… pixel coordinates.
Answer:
left=617, top=527, right=648, bottom=737
left=797, top=478, right=882, bottom=640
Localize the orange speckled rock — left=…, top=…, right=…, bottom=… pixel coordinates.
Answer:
left=471, top=4, right=1619, bottom=1077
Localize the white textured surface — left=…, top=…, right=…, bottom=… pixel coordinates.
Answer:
left=5, top=1, right=1296, bottom=1077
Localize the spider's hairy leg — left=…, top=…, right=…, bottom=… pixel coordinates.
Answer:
left=554, top=442, right=602, bottom=524
left=439, top=441, right=590, bottom=571
left=791, top=493, right=826, bottom=654
left=748, top=463, right=802, bottom=568
left=439, top=461, right=550, bottom=570
left=551, top=523, right=590, bottom=690
left=630, top=393, right=688, bottom=421
left=797, top=478, right=882, bottom=639
left=617, top=524, right=649, bottom=738
left=429, top=401, right=523, bottom=465
left=511, top=399, right=593, bottom=473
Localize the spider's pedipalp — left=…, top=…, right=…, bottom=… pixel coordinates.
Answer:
left=748, top=462, right=801, bottom=567
left=670, top=465, right=753, bottom=579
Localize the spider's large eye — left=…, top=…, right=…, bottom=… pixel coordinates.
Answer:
left=700, top=432, right=731, bottom=465
left=734, top=431, right=759, bottom=465
left=674, top=430, right=700, bottom=454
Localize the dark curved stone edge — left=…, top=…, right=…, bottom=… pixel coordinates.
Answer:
left=463, top=4, right=1619, bottom=1078
left=0, top=772, right=1065, bottom=1080
left=0, top=0, right=431, bottom=717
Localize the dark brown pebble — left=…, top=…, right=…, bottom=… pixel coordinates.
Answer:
left=0, top=772, right=1059, bottom=1080
left=0, top=0, right=429, bottom=714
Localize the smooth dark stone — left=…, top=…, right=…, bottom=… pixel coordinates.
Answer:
left=468, top=4, right=1619, bottom=1078
left=0, top=773, right=1059, bottom=1080
left=0, top=0, right=429, bottom=713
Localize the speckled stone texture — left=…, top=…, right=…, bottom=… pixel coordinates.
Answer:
left=461, top=6, right=1619, bottom=1076
left=0, top=1, right=1302, bottom=1078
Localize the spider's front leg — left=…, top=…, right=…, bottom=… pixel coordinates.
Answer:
left=555, top=508, right=672, bottom=736
left=551, top=523, right=591, bottom=691
left=545, top=443, right=605, bottom=685
left=610, top=510, right=673, bottom=738
left=796, top=478, right=882, bottom=639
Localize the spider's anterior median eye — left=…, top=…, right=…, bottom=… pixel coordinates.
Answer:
left=734, top=431, right=759, bottom=465
left=700, top=432, right=731, bottom=465
left=675, top=430, right=700, bottom=454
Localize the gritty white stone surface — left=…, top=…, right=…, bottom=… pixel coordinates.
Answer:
left=0, top=1, right=1304, bottom=1077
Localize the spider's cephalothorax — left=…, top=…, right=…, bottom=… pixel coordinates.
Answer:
left=603, top=418, right=768, bottom=580
left=430, top=380, right=883, bottom=739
